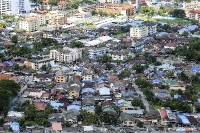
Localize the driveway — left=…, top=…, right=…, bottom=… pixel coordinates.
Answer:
left=132, top=82, right=150, bottom=112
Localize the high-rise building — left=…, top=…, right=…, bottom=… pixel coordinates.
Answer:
left=0, top=0, right=30, bottom=15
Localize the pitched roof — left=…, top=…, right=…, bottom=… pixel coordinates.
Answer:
left=57, top=0, right=68, bottom=5
left=34, top=102, right=47, bottom=111
left=52, top=123, right=62, bottom=131
left=159, top=109, right=168, bottom=119
left=0, top=74, right=12, bottom=81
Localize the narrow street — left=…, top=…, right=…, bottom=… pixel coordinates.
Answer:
left=9, top=76, right=33, bottom=110
left=132, top=82, right=150, bottom=112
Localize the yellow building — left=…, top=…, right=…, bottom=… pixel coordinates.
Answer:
left=45, top=13, right=67, bottom=25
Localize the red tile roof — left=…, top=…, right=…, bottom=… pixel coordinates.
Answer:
left=52, top=123, right=62, bottom=131
left=34, top=102, right=47, bottom=111
left=189, top=10, right=200, bottom=14
left=58, top=1, right=68, bottom=5
left=41, top=93, right=50, bottom=98
left=164, top=43, right=177, bottom=47
left=159, top=109, right=168, bottom=119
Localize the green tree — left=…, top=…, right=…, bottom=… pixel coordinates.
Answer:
left=137, top=121, right=144, bottom=128
left=11, top=35, right=18, bottom=44
left=132, top=98, right=145, bottom=109
left=41, top=64, right=48, bottom=71
left=0, top=80, right=20, bottom=95
left=182, top=31, right=189, bottom=37
left=97, top=55, right=112, bottom=63
left=118, top=69, right=131, bottom=79
left=69, top=41, right=84, bottom=48
left=90, top=9, right=97, bottom=16
left=132, top=65, right=145, bottom=74
left=170, top=9, right=186, bottom=18
left=98, top=10, right=104, bottom=16
left=196, top=106, right=200, bottom=113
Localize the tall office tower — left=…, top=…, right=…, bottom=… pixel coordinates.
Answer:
left=19, top=0, right=31, bottom=13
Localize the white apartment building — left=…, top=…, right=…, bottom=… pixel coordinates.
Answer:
left=188, top=10, right=200, bottom=22
left=36, top=14, right=46, bottom=26
left=130, top=24, right=148, bottom=38
left=130, top=22, right=157, bottom=38
left=99, top=0, right=121, bottom=4
left=143, top=22, right=157, bottom=35
left=107, top=51, right=128, bottom=61
left=88, top=47, right=108, bottom=59
left=19, top=17, right=39, bottom=32
left=0, top=0, right=30, bottom=14
left=50, top=47, right=82, bottom=63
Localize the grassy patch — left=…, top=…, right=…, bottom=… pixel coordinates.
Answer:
left=151, top=104, right=161, bottom=109
left=87, top=24, right=96, bottom=29
left=141, top=16, right=191, bottom=24
left=116, top=33, right=125, bottom=38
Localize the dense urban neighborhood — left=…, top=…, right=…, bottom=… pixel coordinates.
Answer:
left=1, top=0, right=200, bottom=133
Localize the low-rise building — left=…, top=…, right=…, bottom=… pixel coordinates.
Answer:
left=50, top=47, right=82, bottom=63
left=88, top=47, right=108, bottom=59
left=96, top=3, right=136, bottom=17
left=188, top=10, right=200, bottom=23
left=31, top=58, right=55, bottom=70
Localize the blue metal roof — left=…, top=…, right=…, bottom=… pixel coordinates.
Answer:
left=178, top=115, right=190, bottom=125
left=152, top=79, right=162, bottom=83
left=11, top=122, right=20, bottom=131
left=81, top=88, right=95, bottom=94
left=67, top=105, right=81, bottom=110
left=158, top=93, right=167, bottom=97
left=50, top=101, right=64, bottom=108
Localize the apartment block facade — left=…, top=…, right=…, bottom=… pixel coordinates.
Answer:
left=188, top=10, right=200, bottom=22
left=19, top=17, right=39, bottom=32
left=50, top=47, right=82, bottom=63
left=96, top=3, right=136, bottom=17
left=130, top=22, right=157, bottom=38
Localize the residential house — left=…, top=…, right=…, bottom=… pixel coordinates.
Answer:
left=57, top=0, right=68, bottom=10
left=123, top=109, right=144, bottom=118
left=108, top=51, right=129, bottom=61
left=158, top=109, right=169, bottom=126
left=34, top=102, right=47, bottom=111
left=63, top=109, right=80, bottom=124
left=102, top=101, right=115, bottom=109
left=68, top=85, right=81, bottom=99
left=30, top=58, right=55, bottom=70
left=33, top=73, right=54, bottom=82
left=120, top=112, right=136, bottom=127
left=82, top=97, right=95, bottom=106
left=97, top=86, right=111, bottom=96
left=52, top=122, right=62, bottom=132
left=82, top=69, right=94, bottom=82
left=55, top=70, right=66, bottom=83
left=164, top=43, right=178, bottom=50
left=48, top=113, right=62, bottom=123
left=143, top=110, right=161, bottom=125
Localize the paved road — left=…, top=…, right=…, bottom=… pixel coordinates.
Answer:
left=132, top=82, right=150, bottom=112
left=9, top=76, right=33, bottom=110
